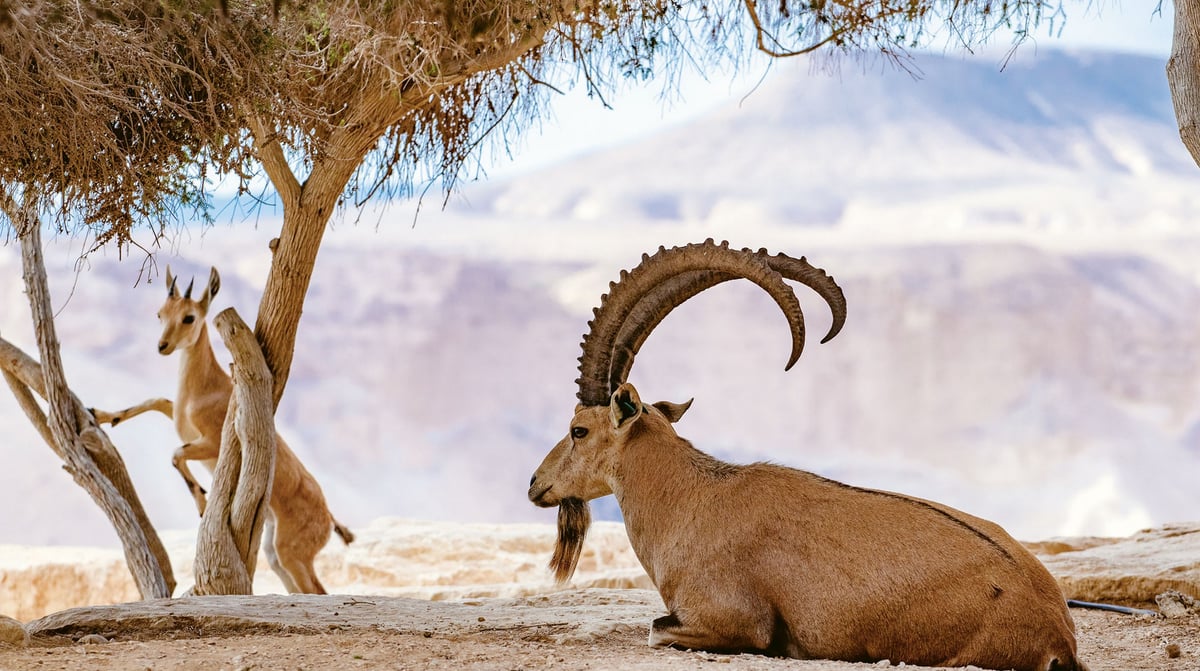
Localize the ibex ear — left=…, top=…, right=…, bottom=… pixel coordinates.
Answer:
left=208, top=267, right=221, bottom=298
left=610, top=383, right=643, bottom=431
left=199, top=267, right=221, bottom=309
left=166, top=266, right=177, bottom=297
left=652, top=399, right=693, bottom=424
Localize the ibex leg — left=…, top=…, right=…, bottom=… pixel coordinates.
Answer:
left=90, top=397, right=174, bottom=426
left=271, top=508, right=329, bottom=595
left=172, top=437, right=219, bottom=516
left=261, top=516, right=303, bottom=594
left=650, top=607, right=777, bottom=655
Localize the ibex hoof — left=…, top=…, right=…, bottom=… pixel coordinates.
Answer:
left=87, top=408, right=120, bottom=425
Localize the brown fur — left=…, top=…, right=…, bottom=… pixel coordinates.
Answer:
left=96, top=266, right=352, bottom=594
left=529, top=383, right=1086, bottom=671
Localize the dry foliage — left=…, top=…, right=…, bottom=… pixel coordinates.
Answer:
left=0, top=1, right=250, bottom=246
left=0, top=0, right=1059, bottom=245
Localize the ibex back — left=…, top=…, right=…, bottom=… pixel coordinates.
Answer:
left=528, top=241, right=1085, bottom=671
left=95, top=266, right=353, bottom=594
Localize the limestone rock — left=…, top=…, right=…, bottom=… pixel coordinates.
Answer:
left=1035, top=523, right=1200, bottom=605
left=0, top=520, right=648, bottom=621
left=76, top=633, right=109, bottom=644
left=0, top=545, right=144, bottom=622
left=26, top=590, right=661, bottom=642
left=0, top=615, right=27, bottom=647
left=1155, top=590, right=1200, bottom=619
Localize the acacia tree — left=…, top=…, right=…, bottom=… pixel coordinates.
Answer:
left=0, top=0, right=1115, bottom=597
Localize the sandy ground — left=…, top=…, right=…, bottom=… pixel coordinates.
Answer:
left=0, top=589, right=1196, bottom=671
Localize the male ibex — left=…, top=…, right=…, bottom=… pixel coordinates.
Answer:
left=528, top=240, right=1085, bottom=671
left=94, top=266, right=353, bottom=594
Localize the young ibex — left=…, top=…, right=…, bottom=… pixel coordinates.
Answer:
left=528, top=240, right=1085, bottom=671
left=94, top=266, right=353, bottom=594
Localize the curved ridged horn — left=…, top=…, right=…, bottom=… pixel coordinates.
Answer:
left=608, top=251, right=846, bottom=391
left=576, top=240, right=807, bottom=406
left=761, top=250, right=846, bottom=344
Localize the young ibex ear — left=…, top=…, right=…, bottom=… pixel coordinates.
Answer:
left=199, top=267, right=221, bottom=310
left=166, top=266, right=177, bottom=298
left=610, top=383, right=643, bottom=430
left=652, top=399, right=693, bottom=424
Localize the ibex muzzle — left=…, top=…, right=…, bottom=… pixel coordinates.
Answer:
left=528, top=240, right=1085, bottom=671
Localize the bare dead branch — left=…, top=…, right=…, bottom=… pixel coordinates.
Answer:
left=13, top=210, right=172, bottom=599
left=2, top=369, right=56, bottom=452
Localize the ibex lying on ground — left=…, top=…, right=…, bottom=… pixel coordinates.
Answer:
left=528, top=240, right=1085, bottom=671
left=93, top=266, right=353, bottom=594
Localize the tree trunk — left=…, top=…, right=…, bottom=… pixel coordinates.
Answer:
left=253, top=199, right=335, bottom=410
left=1169, top=0, right=1200, bottom=168
left=252, top=130, right=373, bottom=409
left=3, top=200, right=172, bottom=599
left=191, top=308, right=276, bottom=596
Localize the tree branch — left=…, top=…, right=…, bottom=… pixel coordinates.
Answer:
left=2, top=369, right=55, bottom=451
left=743, top=0, right=842, bottom=57
left=0, top=332, right=176, bottom=595
left=1, top=188, right=173, bottom=599
left=249, top=115, right=302, bottom=211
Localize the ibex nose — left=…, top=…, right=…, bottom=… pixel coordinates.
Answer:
left=158, top=341, right=169, bottom=354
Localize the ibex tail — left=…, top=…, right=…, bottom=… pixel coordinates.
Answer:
left=334, top=519, right=355, bottom=545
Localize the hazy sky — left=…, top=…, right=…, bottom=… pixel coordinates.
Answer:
left=487, top=3, right=1174, bottom=179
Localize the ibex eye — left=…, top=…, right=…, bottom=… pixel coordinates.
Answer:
left=571, top=427, right=588, bottom=439
left=182, top=315, right=195, bottom=324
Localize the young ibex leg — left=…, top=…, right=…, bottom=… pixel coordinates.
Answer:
left=261, top=518, right=303, bottom=594
left=172, top=437, right=219, bottom=517
left=279, top=554, right=326, bottom=595
left=271, top=512, right=328, bottom=594
left=89, top=397, right=174, bottom=426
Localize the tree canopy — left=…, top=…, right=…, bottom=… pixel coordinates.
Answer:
left=0, top=0, right=1061, bottom=246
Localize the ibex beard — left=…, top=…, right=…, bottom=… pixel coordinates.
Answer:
left=548, top=497, right=590, bottom=584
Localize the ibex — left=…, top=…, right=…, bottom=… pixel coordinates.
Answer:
left=528, top=240, right=1085, bottom=671
left=93, top=266, right=353, bottom=594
